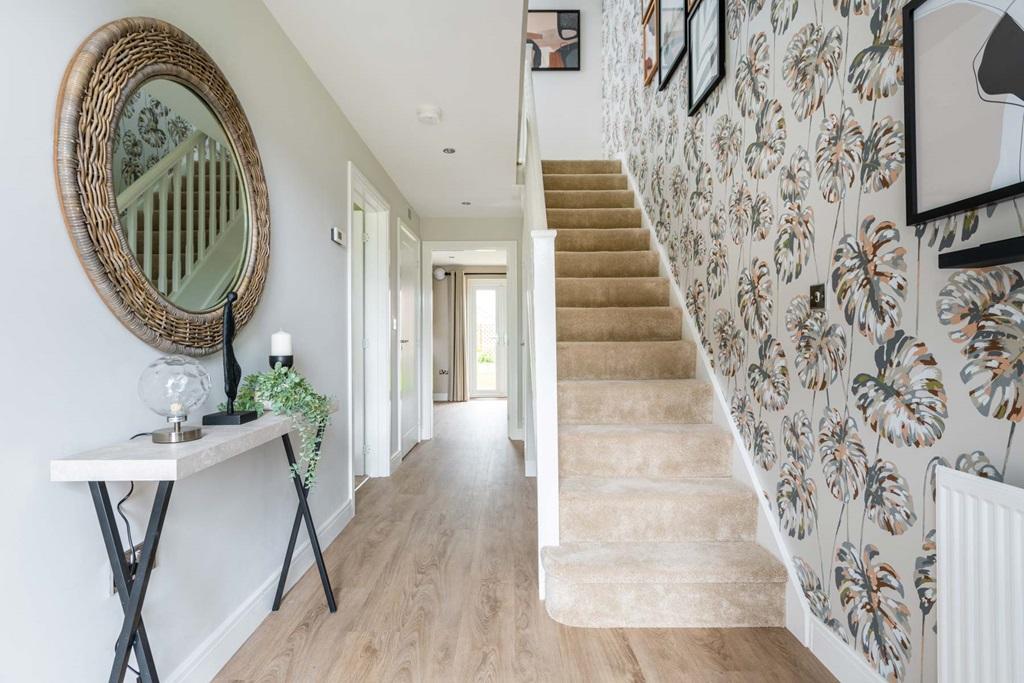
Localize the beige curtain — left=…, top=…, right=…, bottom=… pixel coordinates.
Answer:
left=448, top=271, right=469, bottom=402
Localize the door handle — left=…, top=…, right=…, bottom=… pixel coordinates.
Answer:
left=400, top=339, right=409, bottom=343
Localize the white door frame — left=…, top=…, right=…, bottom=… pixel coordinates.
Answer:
left=348, top=162, right=391, bottom=483
left=420, top=240, right=521, bottom=441
left=466, top=277, right=508, bottom=398
left=396, top=218, right=420, bottom=462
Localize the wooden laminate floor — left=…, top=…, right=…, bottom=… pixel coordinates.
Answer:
left=216, top=399, right=835, bottom=682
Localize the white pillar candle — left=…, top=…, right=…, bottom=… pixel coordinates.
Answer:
left=271, top=329, right=292, bottom=356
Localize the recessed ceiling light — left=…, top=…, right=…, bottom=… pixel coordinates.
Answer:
left=461, top=201, right=472, bottom=206
left=443, top=147, right=456, bottom=154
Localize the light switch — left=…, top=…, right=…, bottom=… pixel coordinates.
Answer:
left=330, top=226, right=346, bottom=248
left=809, top=284, right=826, bottom=310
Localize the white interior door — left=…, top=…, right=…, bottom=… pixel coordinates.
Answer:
left=351, top=204, right=366, bottom=477
left=398, top=222, right=420, bottom=458
left=467, top=278, right=507, bottom=398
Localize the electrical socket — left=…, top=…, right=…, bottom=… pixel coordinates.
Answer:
left=809, top=283, right=826, bottom=310
left=109, top=542, right=156, bottom=596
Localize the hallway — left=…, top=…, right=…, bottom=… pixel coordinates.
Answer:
left=216, top=400, right=833, bottom=681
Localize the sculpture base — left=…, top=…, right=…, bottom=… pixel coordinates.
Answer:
left=202, top=410, right=259, bottom=426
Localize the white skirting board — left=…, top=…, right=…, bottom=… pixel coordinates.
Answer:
left=166, top=499, right=354, bottom=682
left=616, top=153, right=883, bottom=683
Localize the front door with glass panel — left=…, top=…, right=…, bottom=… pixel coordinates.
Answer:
left=467, top=278, right=507, bottom=398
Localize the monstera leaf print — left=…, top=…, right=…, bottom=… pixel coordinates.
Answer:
left=916, top=211, right=980, bottom=251
left=853, top=330, right=947, bottom=447
left=771, top=0, right=799, bottom=35
left=816, top=106, right=864, bottom=204
left=860, top=116, right=904, bottom=193
left=751, top=193, right=776, bottom=240
left=707, top=240, right=729, bottom=298
left=962, top=303, right=1024, bottom=421
left=795, top=312, right=847, bottom=390
left=782, top=23, right=844, bottom=121
left=137, top=104, right=168, bottom=148
left=936, top=268, right=1024, bottom=343
left=774, top=202, right=815, bottom=283
left=780, top=146, right=812, bottom=203
left=753, top=418, right=779, bottom=469
left=729, top=181, right=754, bottom=244
left=786, top=295, right=814, bottom=343
left=835, top=542, right=912, bottom=681
left=731, top=393, right=757, bottom=449
left=689, top=161, right=714, bottom=219
left=711, top=115, right=742, bottom=181
left=686, top=281, right=708, bottom=337
left=747, top=0, right=767, bottom=18
left=848, top=0, right=903, bottom=102
left=710, top=202, right=728, bottom=241
left=819, top=408, right=868, bottom=502
left=682, top=118, right=703, bottom=171
left=915, top=530, right=936, bottom=617
left=834, top=0, right=868, bottom=16
left=795, top=557, right=848, bottom=640
left=665, top=115, right=679, bottom=162
left=690, top=230, right=707, bottom=267
left=955, top=450, right=1003, bottom=481
left=864, top=459, right=917, bottom=535
left=738, top=258, right=774, bottom=337
left=713, top=310, right=746, bottom=377
left=748, top=336, right=791, bottom=411
left=924, top=456, right=950, bottom=504
left=727, top=0, right=746, bottom=39
left=778, top=457, right=818, bottom=538
left=746, top=98, right=787, bottom=179
left=832, top=216, right=907, bottom=344
left=783, top=410, right=815, bottom=465
left=670, top=165, right=689, bottom=218
left=736, top=33, right=770, bottom=119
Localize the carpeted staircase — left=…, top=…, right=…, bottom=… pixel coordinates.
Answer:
left=539, top=159, right=787, bottom=628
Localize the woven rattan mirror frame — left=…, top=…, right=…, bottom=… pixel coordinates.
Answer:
left=55, top=17, right=270, bottom=355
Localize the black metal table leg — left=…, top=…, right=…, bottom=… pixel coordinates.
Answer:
left=273, top=433, right=337, bottom=613
left=89, top=482, right=160, bottom=683
left=90, top=480, right=173, bottom=683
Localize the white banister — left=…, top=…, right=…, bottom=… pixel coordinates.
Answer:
left=519, top=52, right=558, bottom=598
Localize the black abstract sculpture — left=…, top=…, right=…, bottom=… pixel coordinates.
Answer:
left=203, top=291, right=258, bottom=425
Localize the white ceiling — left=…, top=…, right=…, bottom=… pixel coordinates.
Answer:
left=263, top=0, right=527, bottom=218
left=431, top=249, right=508, bottom=266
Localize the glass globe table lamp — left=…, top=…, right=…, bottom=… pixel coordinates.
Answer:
left=138, top=355, right=212, bottom=443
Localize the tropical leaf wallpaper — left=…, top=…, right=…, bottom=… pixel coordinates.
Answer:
left=602, top=0, right=1024, bottom=679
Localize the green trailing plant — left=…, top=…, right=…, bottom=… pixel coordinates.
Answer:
left=226, top=365, right=331, bottom=488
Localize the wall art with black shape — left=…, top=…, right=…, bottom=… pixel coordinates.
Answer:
left=906, top=0, right=1024, bottom=223
left=685, top=0, right=724, bottom=113
left=527, top=10, right=581, bottom=70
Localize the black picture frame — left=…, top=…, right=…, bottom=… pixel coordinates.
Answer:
left=903, top=0, right=1024, bottom=225
left=657, top=0, right=688, bottom=91
left=686, top=0, right=725, bottom=114
left=527, top=9, right=582, bottom=72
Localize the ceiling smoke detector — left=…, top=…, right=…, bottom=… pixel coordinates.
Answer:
left=461, top=201, right=472, bottom=206
left=417, top=105, right=443, bottom=125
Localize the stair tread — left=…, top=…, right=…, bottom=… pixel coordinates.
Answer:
left=558, top=422, right=728, bottom=438
left=560, top=474, right=753, bottom=499
left=542, top=541, right=787, bottom=584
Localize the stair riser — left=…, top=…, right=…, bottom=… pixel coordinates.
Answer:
left=544, top=580, right=785, bottom=628
left=547, top=208, right=642, bottom=229
left=558, top=381, right=713, bottom=425
left=555, top=252, right=659, bottom=278
left=545, top=190, right=635, bottom=209
left=559, top=430, right=731, bottom=478
left=555, top=229, right=650, bottom=252
left=556, top=279, right=669, bottom=307
left=557, top=308, right=682, bottom=342
left=556, top=343, right=695, bottom=380
left=560, top=491, right=756, bottom=542
left=543, top=160, right=621, bottom=174
left=544, top=174, right=628, bottom=191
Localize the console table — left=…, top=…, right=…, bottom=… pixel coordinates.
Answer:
left=50, top=412, right=338, bottom=683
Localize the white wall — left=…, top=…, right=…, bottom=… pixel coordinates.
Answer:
left=420, top=216, right=523, bottom=242
left=528, top=0, right=603, bottom=159
left=0, top=2, right=417, bottom=680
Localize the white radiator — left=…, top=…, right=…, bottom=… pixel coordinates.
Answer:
left=937, top=467, right=1024, bottom=683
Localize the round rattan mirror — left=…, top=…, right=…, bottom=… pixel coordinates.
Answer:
left=55, top=18, right=270, bottom=355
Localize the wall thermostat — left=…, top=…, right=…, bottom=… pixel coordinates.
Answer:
left=330, top=226, right=346, bottom=248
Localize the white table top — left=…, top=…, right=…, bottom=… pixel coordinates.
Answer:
left=51, top=413, right=301, bottom=482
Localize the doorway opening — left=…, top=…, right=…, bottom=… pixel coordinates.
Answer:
left=348, top=163, right=390, bottom=495
left=420, top=241, right=520, bottom=443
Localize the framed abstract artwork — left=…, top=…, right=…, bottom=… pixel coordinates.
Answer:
left=658, top=0, right=687, bottom=90
left=642, top=1, right=659, bottom=86
left=527, top=10, right=581, bottom=71
left=686, top=0, right=724, bottom=114
left=905, top=0, right=1024, bottom=224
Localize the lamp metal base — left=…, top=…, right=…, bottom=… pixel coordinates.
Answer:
left=152, top=425, right=203, bottom=444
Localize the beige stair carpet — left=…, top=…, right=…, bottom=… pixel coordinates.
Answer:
left=540, top=159, right=786, bottom=628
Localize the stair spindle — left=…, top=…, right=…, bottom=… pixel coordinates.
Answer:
left=157, top=174, right=171, bottom=294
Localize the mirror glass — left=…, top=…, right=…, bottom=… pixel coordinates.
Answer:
left=114, top=78, right=249, bottom=312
